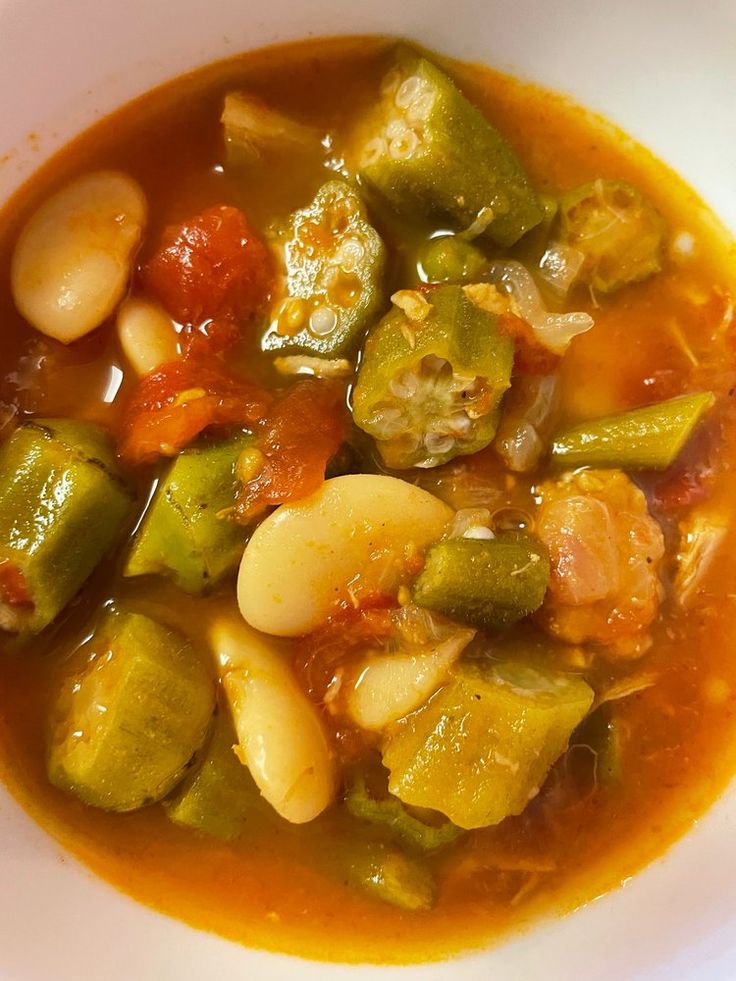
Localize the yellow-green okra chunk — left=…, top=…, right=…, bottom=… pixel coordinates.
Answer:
left=418, top=235, right=487, bottom=284
left=412, top=533, right=550, bottom=631
left=0, top=418, right=132, bottom=635
left=264, top=180, right=386, bottom=357
left=166, top=710, right=265, bottom=840
left=125, top=432, right=253, bottom=593
left=557, top=179, right=665, bottom=292
left=48, top=611, right=214, bottom=811
left=352, top=285, right=514, bottom=469
left=348, top=842, right=436, bottom=911
left=356, top=50, right=542, bottom=247
left=551, top=391, right=715, bottom=470
left=382, top=661, right=594, bottom=829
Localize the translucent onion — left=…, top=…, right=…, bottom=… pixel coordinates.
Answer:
left=538, top=242, right=586, bottom=298
left=485, top=260, right=594, bottom=354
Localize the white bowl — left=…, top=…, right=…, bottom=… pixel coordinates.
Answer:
left=1, top=1, right=736, bottom=978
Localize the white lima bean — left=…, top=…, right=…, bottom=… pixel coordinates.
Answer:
left=210, top=615, right=336, bottom=824
left=11, top=171, right=147, bottom=343
left=237, top=474, right=453, bottom=637
left=116, top=297, right=179, bottom=376
left=347, top=626, right=475, bottom=731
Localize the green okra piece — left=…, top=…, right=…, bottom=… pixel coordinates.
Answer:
left=356, top=49, right=542, bottom=247
left=382, top=660, right=594, bottom=829
left=557, top=179, right=665, bottom=292
left=0, top=418, right=132, bottom=635
left=263, top=180, right=386, bottom=357
left=418, top=235, right=487, bottom=284
left=551, top=392, right=716, bottom=470
left=352, top=285, right=514, bottom=469
left=348, top=842, right=436, bottom=911
left=48, top=610, right=215, bottom=812
left=412, top=533, right=550, bottom=631
left=125, top=432, right=253, bottom=593
left=165, top=709, right=265, bottom=840
left=575, top=707, right=623, bottom=786
left=345, top=771, right=463, bottom=852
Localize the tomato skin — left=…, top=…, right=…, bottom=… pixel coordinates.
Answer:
left=234, top=379, right=347, bottom=520
left=142, top=205, right=274, bottom=326
left=119, top=360, right=273, bottom=465
left=498, top=313, right=559, bottom=375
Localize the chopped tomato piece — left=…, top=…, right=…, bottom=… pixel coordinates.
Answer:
left=119, top=360, right=272, bottom=465
left=0, top=559, right=33, bottom=608
left=498, top=312, right=559, bottom=375
left=651, top=417, right=720, bottom=512
left=142, top=205, right=274, bottom=325
left=294, top=604, right=396, bottom=702
left=181, top=319, right=241, bottom=360
left=233, top=379, right=347, bottom=520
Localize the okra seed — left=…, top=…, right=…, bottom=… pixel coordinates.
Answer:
left=386, top=118, right=409, bottom=140
left=380, top=68, right=403, bottom=96
left=388, top=371, right=419, bottom=400
left=371, top=406, right=407, bottom=438
left=336, top=236, right=365, bottom=271
left=277, top=297, right=308, bottom=335
left=424, top=433, right=455, bottom=456
left=407, top=91, right=435, bottom=123
left=237, top=448, right=266, bottom=484
left=389, top=130, right=420, bottom=161
left=361, top=137, right=387, bottom=168
left=309, top=305, right=338, bottom=337
left=448, top=411, right=472, bottom=436
left=395, top=75, right=423, bottom=109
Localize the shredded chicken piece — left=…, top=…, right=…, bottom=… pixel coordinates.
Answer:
left=391, top=289, right=432, bottom=322
left=535, top=469, right=665, bottom=655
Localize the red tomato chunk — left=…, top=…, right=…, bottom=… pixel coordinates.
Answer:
left=142, top=205, right=274, bottom=325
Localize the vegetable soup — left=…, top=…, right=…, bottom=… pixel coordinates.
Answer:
left=1, top=35, right=735, bottom=965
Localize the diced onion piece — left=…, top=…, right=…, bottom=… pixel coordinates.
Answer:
left=237, top=474, right=453, bottom=637
left=116, top=297, right=179, bottom=376
left=347, top=626, right=474, bottom=731
left=11, top=171, right=146, bottom=343
left=222, top=92, right=319, bottom=163
left=675, top=506, right=728, bottom=608
left=538, top=242, right=586, bottom=298
left=210, top=615, right=336, bottom=824
left=273, top=355, right=353, bottom=379
left=485, top=260, right=593, bottom=354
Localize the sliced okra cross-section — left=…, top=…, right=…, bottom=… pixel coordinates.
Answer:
left=352, top=285, right=514, bottom=469
left=355, top=49, right=542, bottom=247
left=263, top=180, right=386, bottom=358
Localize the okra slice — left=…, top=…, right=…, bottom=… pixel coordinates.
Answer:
left=345, top=771, right=462, bottom=851
left=0, top=419, right=132, bottom=635
left=125, top=432, right=253, bottom=593
left=48, top=611, right=214, bottom=811
left=264, top=180, right=386, bottom=357
left=557, top=179, right=665, bottom=292
left=356, top=50, right=542, bottom=247
left=412, top=533, right=550, bottom=631
left=165, top=710, right=265, bottom=840
left=352, top=285, right=513, bottom=469
left=551, top=392, right=716, bottom=470
left=348, top=842, right=436, bottom=911
left=382, top=660, right=594, bottom=829
left=418, top=235, right=487, bottom=284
